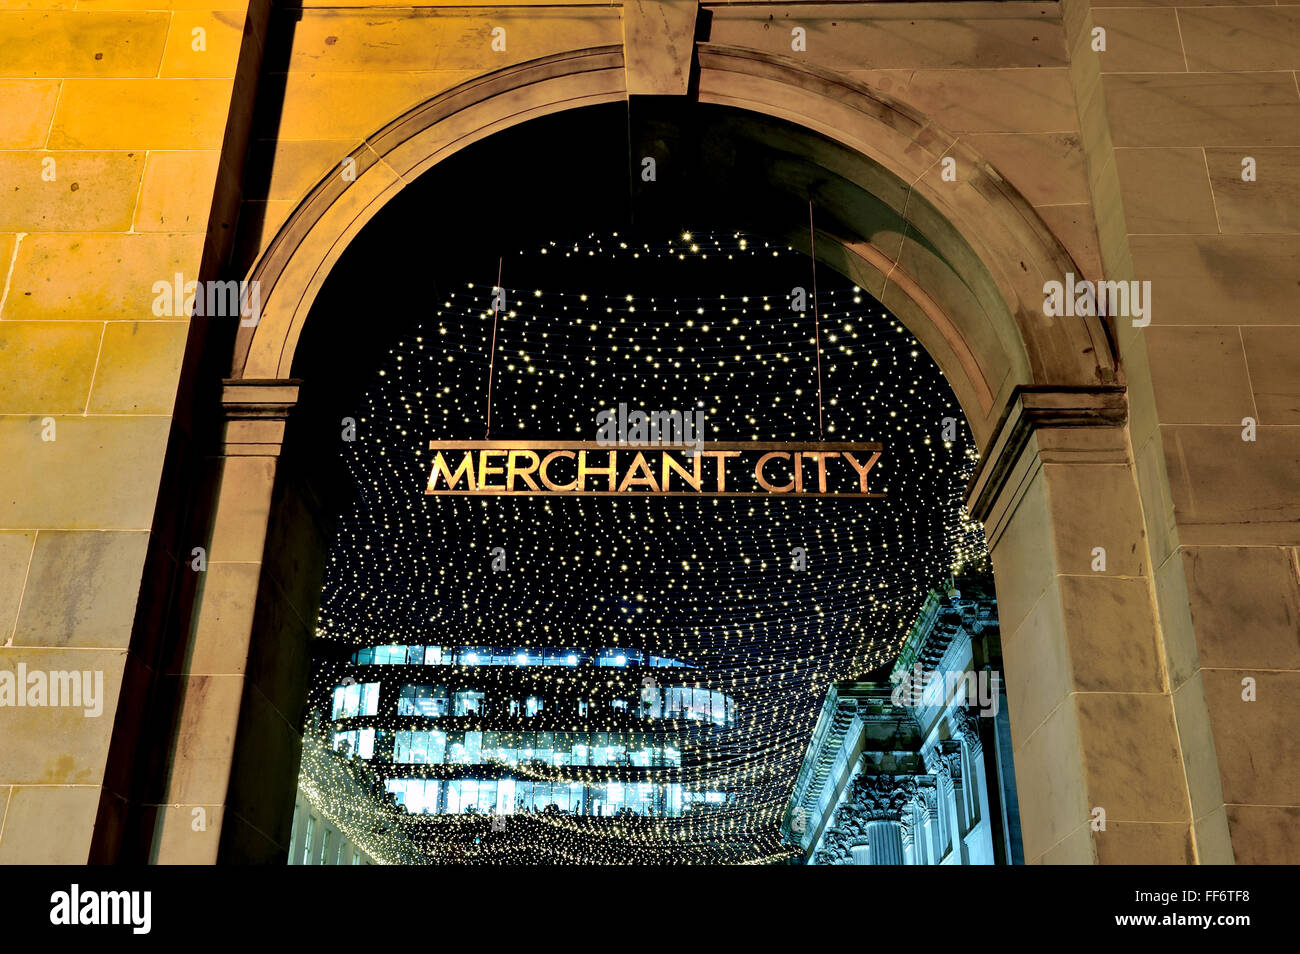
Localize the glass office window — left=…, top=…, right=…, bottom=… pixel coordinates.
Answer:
left=393, top=729, right=447, bottom=765
left=384, top=779, right=692, bottom=818
left=655, top=686, right=734, bottom=725
left=668, top=783, right=683, bottom=816
left=453, top=780, right=476, bottom=813
left=497, top=778, right=516, bottom=815
left=605, top=782, right=624, bottom=815
left=387, top=778, right=441, bottom=814
left=397, top=684, right=449, bottom=717
left=349, top=645, right=693, bottom=669
left=301, top=816, right=314, bottom=865
left=332, top=682, right=380, bottom=718
left=453, top=689, right=486, bottom=715
left=409, top=731, right=430, bottom=764
left=331, top=728, right=374, bottom=759
left=626, top=782, right=654, bottom=815
left=639, top=683, right=662, bottom=718
left=443, top=731, right=483, bottom=764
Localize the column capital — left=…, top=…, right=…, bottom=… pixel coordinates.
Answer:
left=919, top=783, right=939, bottom=821
left=846, top=774, right=919, bottom=821
left=938, top=739, right=964, bottom=782
left=220, top=378, right=301, bottom=456
left=951, top=706, right=984, bottom=757
left=964, top=384, right=1126, bottom=523
left=815, top=827, right=854, bottom=865
left=899, top=811, right=915, bottom=847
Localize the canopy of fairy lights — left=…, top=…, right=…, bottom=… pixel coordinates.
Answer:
left=302, top=230, right=988, bottom=864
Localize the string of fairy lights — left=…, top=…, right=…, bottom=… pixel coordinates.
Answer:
left=303, top=230, right=988, bottom=864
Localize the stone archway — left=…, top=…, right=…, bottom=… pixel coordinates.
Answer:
left=233, top=44, right=1116, bottom=447
left=137, top=44, right=1210, bottom=865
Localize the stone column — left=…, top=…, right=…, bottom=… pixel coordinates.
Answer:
left=953, top=707, right=986, bottom=827
left=966, top=386, right=1199, bottom=863
left=844, top=774, right=918, bottom=866
left=151, top=379, right=308, bottom=863
left=923, top=747, right=952, bottom=860
left=919, top=781, right=941, bottom=864
left=900, top=810, right=916, bottom=865
left=941, top=739, right=969, bottom=834
left=928, top=742, right=969, bottom=864
left=866, top=820, right=905, bottom=865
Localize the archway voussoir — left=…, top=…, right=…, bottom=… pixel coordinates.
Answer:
left=238, top=43, right=1119, bottom=428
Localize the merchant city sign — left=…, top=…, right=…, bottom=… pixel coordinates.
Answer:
left=425, top=441, right=884, bottom=497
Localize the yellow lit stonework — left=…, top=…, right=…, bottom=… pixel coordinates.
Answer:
left=0, top=0, right=1296, bottom=866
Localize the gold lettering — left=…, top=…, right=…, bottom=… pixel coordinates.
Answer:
left=661, top=451, right=702, bottom=492
left=478, top=450, right=506, bottom=489
left=843, top=452, right=881, bottom=493
left=755, top=452, right=794, bottom=493
left=802, top=452, right=839, bottom=493
left=577, top=449, right=618, bottom=492
left=423, top=443, right=882, bottom=496
left=507, top=450, right=541, bottom=491
left=427, top=451, right=477, bottom=492
left=702, top=451, right=741, bottom=491
left=617, top=452, right=661, bottom=492
left=540, top=450, right=576, bottom=491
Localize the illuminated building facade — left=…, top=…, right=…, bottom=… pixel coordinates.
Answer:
left=287, top=786, right=379, bottom=866
left=319, top=644, right=738, bottom=830
left=784, top=571, right=1023, bottom=865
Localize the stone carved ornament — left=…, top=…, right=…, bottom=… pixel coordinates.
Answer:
left=951, top=706, right=984, bottom=756
left=816, top=827, right=856, bottom=865
left=843, top=774, right=920, bottom=822
left=919, top=785, right=939, bottom=820
left=937, top=740, right=963, bottom=783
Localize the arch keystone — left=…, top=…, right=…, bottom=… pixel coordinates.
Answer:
left=623, top=0, right=699, bottom=95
